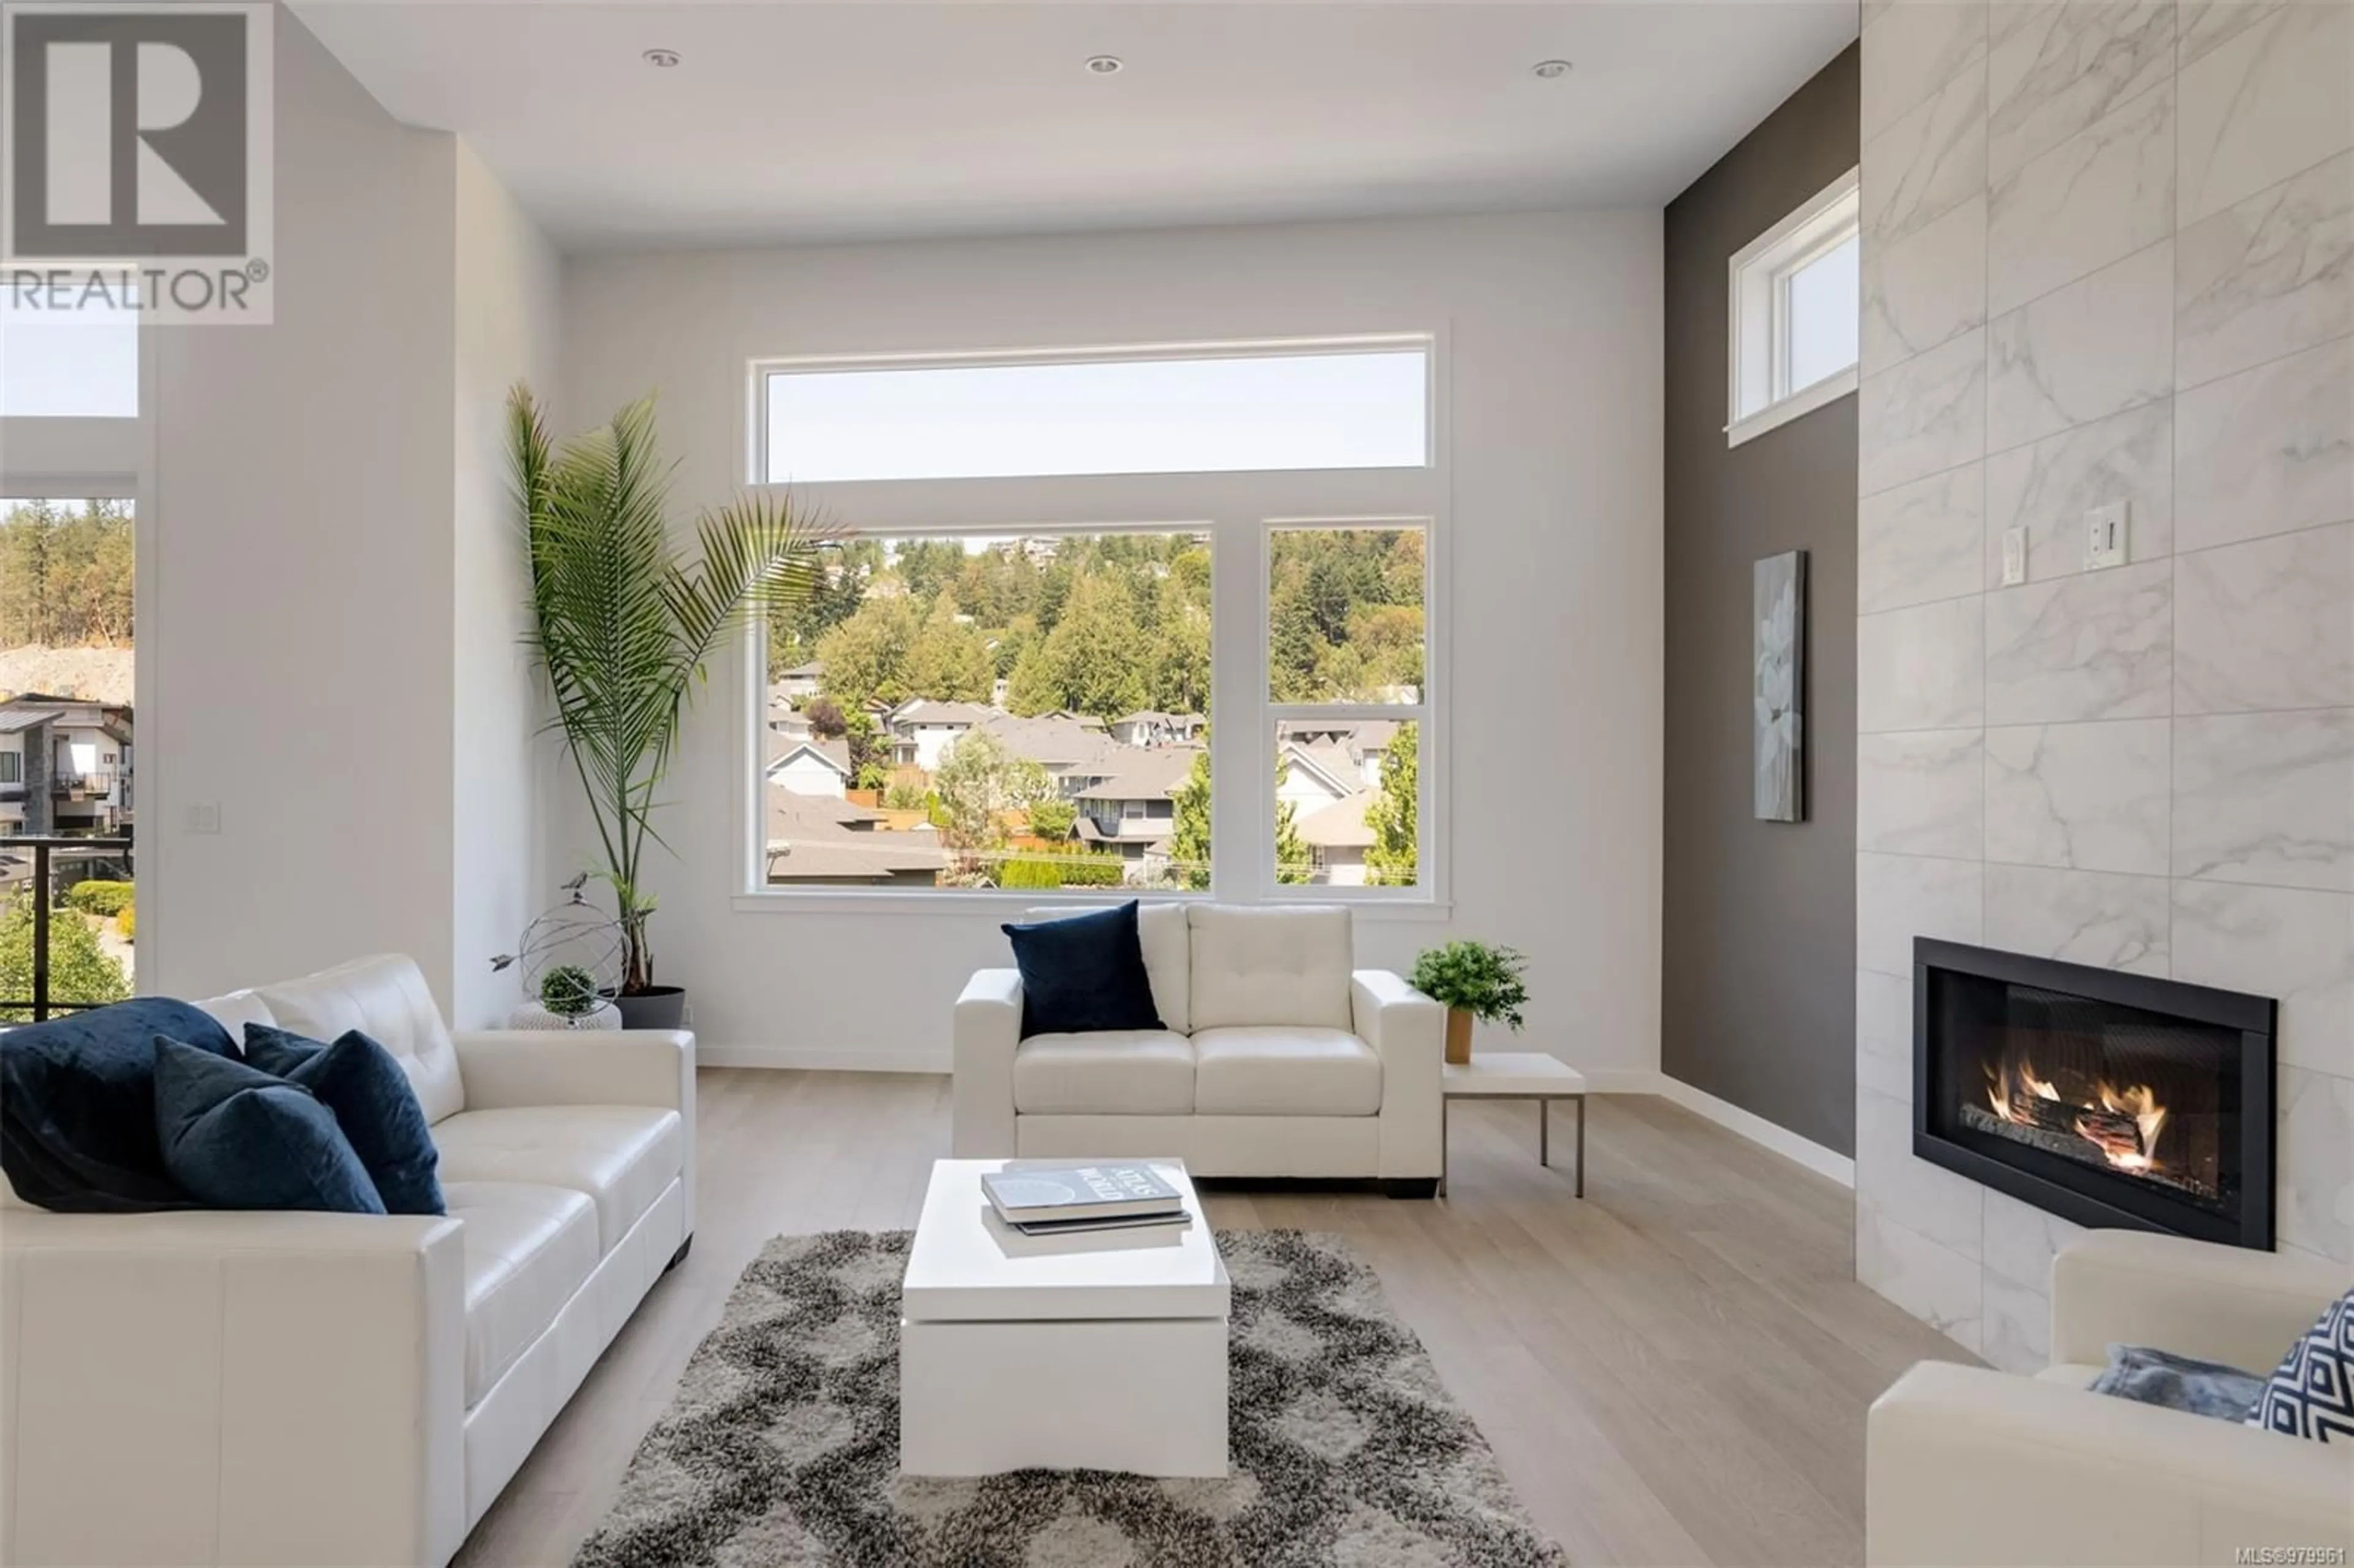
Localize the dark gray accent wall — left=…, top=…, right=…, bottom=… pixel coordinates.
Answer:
left=1662, top=43, right=1860, bottom=1156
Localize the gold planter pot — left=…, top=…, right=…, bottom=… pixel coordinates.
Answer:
left=1445, top=1008, right=1474, bottom=1065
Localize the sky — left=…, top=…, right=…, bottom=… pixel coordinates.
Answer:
left=765, top=349, right=1428, bottom=484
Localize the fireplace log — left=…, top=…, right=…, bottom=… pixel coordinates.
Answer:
left=2003, top=1092, right=2145, bottom=1156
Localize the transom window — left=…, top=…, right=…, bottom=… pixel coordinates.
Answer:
left=1727, top=169, right=1859, bottom=447
left=756, top=341, right=1429, bottom=484
left=0, top=288, right=139, bottom=418
left=742, top=337, right=1442, bottom=905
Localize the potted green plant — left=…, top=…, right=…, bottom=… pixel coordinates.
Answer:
left=538, top=964, right=601, bottom=1024
left=511, top=387, right=828, bottom=1028
left=1410, top=940, right=1530, bottom=1065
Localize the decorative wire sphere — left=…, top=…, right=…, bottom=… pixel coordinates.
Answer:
left=490, top=879, right=627, bottom=1026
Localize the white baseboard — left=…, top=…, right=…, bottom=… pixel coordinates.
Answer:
left=1651, top=1074, right=1856, bottom=1187
left=699, top=1044, right=951, bottom=1074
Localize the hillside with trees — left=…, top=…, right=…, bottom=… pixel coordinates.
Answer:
left=769, top=527, right=1423, bottom=719
left=0, top=500, right=135, bottom=651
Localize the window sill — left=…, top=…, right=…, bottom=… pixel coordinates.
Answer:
left=730, top=889, right=1452, bottom=919
left=1726, top=367, right=1856, bottom=449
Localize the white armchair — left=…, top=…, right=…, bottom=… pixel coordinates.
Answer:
left=953, top=904, right=1446, bottom=1188
left=1867, top=1230, right=2353, bottom=1567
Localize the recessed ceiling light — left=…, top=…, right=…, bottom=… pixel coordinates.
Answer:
left=1531, top=59, right=1572, bottom=79
left=642, top=48, right=681, bottom=68
left=1085, top=55, right=1124, bottom=75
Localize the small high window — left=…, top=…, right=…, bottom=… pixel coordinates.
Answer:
left=1727, top=170, right=1859, bottom=447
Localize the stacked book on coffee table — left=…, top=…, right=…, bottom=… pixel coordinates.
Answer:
left=981, top=1165, right=1189, bottom=1235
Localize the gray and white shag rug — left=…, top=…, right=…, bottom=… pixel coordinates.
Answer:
left=575, top=1228, right=1568, bottom=1567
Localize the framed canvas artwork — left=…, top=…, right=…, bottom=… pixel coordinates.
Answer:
left=1754, top=549, right=1805, bottom=823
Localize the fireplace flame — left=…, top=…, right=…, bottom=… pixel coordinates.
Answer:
left=1985, top=1058, right=2169, bottom=1174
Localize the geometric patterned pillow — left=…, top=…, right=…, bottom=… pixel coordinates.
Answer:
left=2247, top=1287, right=2354, bottom=1444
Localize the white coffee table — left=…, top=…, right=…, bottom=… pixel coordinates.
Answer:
left=899, top=1157, right=1231, bottom=1478
left=1441, top=1052, right=1588, bottom=1197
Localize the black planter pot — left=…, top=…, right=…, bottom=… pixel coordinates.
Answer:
left=609, top=986, right=688, bottom=1030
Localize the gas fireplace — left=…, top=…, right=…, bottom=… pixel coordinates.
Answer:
left=1913, top=940, right=2276, bottom=1250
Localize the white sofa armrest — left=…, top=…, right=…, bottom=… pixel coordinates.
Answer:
left=1867, top=1360, right=2353, bottom=1567
left=1352, top=969, right=1445, bottom=1179
left=1, top=1208, right=467, bottom=1567
left=2051, top=1230, right=2348, bottom=1375
left=451, top=1028, right=695, bottom=1112
left=953, top=969, right=1023, bottom=1157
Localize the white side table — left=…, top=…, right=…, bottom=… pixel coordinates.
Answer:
left=1441, top=1052, right=1588, bottom=1198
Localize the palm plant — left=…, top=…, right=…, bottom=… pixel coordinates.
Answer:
left=510, top=386, right=828, bottom=996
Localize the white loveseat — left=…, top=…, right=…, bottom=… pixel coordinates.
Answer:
left=0, top=954, right=695, bottom=1568
left=953, top=904, right=1445, bottom=1187
left=1867, top=1230, right=2353, bottom=1566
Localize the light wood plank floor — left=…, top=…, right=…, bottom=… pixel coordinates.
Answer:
left=455, top=1070, right=1963, bottom=1568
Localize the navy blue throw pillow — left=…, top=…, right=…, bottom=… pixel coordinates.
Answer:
left=243, top=1024, right=444, bottom=1215
left=152, top=1037, right=386, bottom=1214
left=0, top=998, right=237, bottom=1211
left=1000, top=901, right=1165, bottom=1038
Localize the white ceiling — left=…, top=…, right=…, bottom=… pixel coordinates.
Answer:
left=289, top=1, right=1859, bottom=252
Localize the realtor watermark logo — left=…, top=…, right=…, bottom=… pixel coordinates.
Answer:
left=1, top=1, right=273, bottom=322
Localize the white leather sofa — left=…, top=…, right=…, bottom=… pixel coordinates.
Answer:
left=953, top=904, right=1444, bottom=1187
left=0, top=954, right=695, bottom=1568
left=1867, top=1230, right=2353, bottom=1567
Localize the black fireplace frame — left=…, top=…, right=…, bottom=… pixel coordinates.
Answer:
left=1912, top=938, right=2277, bottom=1250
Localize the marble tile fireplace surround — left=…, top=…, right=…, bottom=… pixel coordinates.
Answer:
left=1854, top=0, right=2353, bottom=1371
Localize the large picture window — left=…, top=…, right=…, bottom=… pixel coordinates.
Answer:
left=742, top=337, right=1441, bottom=906
left=761, top=530, right=1214, bottom=891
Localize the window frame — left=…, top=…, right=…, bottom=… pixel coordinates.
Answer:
left=1726, top=167, right=1861, bottom=449
left=729, top=335, right=1449, bottom=918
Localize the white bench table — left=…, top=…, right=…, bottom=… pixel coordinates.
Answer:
left=1441, top=1052, right=1588, bottom=1198
left=899, top=1158, right=1231, bottom=1477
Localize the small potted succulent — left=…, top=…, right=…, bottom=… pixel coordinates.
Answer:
left=1410, top=940, right=1530, bottom=1065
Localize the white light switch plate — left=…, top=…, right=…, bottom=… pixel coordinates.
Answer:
left=2085, top=502, right=2128, bottom=570
left=186, top=802, right=221, bottom=834
left=2001, top=526, right=2028, bottom=586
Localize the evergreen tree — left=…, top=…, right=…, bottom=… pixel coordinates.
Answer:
left=813, top=595, right=920, bottom=707
left=1167, top=747, right=1213, bottom=890
left=1302, top=557, right=1354, bottom=644
left=1034, top=573, right=1148, bottom=719
left=1004, top=640, right=1061, bottom=716
left=902, top=590, right=994, bottom=703
left=1363, top=722, right=1418, bottom=886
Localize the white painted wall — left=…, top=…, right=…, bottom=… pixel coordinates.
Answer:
left=146, top=13, right=558, bottom=1020
left=559, top=209, right=1665, bottom=1076
left=452, top=141, right=562, bottom=1027
left=147, top=16, right=459, bottom=1005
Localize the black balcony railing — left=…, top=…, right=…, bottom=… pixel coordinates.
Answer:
left=1, top=835, right=134, bottom=1022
